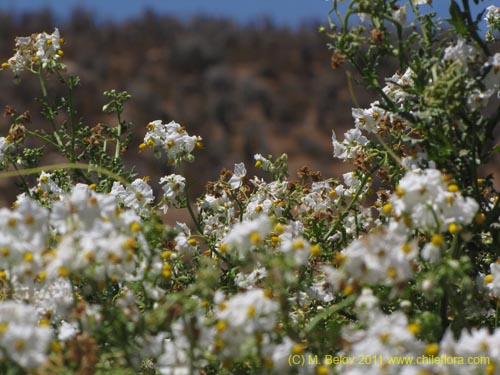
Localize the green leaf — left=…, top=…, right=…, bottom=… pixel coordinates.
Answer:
left=306, top=295, right=356, bottom=333
left=446, top=1, right=468, bottom=36
left=490, top=144, right=500, bottom=155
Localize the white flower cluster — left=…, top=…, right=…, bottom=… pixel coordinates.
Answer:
left=243, top=178, right=288, bottom=220
left=1, top=28, right=64, bottom=76
left=111, top=178, right=154, bottom=215
left=385, top=168, right=478, bottom=263
left=142, top=120, right=202, bottom=164
left=388, top=168, right=478, bottom=234
left=157, top=312, right=214, bottom=375
left=49, top=184, right=147, bottom=282
left=335, top=227, right=418, bottom=287
left=219, top=214, right=272, bottom=261
left=214, top=289, right=279, bottom=358
left=339, top=290, right=500, bottom=375
left=0, top=302, right=52, bottom=369
left=485, top=6, right=500, bottom=42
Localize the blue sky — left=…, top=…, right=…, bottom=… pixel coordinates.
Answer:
left=0, top=0, right=495, bottom=27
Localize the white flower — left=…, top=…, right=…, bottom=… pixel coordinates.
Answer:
left=383, top=68, right=414, bottom=104
left=421, top=242, right=441, bottom=263
left=159, top=174, right=186, bottom=213
left=340, top=227, right=417, bottom=286
left=485, top=261, right=500, bottom=298
left=157, top=312, right=213, bottom=375
left=352, top=101, right=384, bottom=133
left=15, top=277, right=74, bottom=322
left=3, top=28, right=64, bottom=77
left=332, top=128, right=368, bottom=160
left=392, top=6, right=407, bottom=24
left=265, top=337, right=296, bottom=373
left=173, top=222, right=197, bottom=254
left=307, top=279, right=335, bottom=302
left=220, top=215, right=271, bottom=260
left=279, top=235, right=311, bottom=266
left=485, top=6, right=500, bottom=26
left=340, top=310, right=424, bottom=374
left=216, top=289, right=279, bottom=342
left=235, top=267, right=267, bottom=289
left=228, top=162, right=246, bottom=190
left=389, top=168, right=478, bottom=233
left=143, top=120, right=201, bottom=163
left=467, top=88, right=495, bottom=110
left=110, top=178, right=154, bottom=215
left=442, top=326, right=500, bottom=373
left=0, top=301, right=52, bottom=369
left=58, top=320, right=79, bottom=341
left=355, top=288, right=379, bottom=322
left=484, top=53, right=500, bottom=92
left=254, top=154, right=273, bottom=172
left=443, top=38, right=479, bottom=67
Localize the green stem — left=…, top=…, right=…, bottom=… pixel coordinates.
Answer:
left=37, top=72, right=64, bottom=149
left=496, top=300, right=499, bottom=328
left=322, top=161, right=381, bottom=243
left=0, top=162, right=131, bottom=188
left=25, top=129, right=59, bottom=149
left=450, top=234, right=460, bottom=259
left=115, top=112, right=123, bottom=159
left=177, top=163, right=203, bottom=235
left=461, top=0, right=490, bottom=56
left=56, top=71, right=77, bottom=163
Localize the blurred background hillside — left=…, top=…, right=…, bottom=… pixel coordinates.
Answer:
left=0, top=8, right=381, bottom=204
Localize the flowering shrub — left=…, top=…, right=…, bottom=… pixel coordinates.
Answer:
left=0, top=1, right=500, bottom=374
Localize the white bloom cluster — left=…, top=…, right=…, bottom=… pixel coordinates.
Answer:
left=332, top=128, right=368, bottom=161
left=485, top=6, right=500, bottom=26
left=339, top=227, right=417, bottom=287
left=214, top=289, right=279, bottom=358
left=32, top=171, right=65, bottom=200
left=351, top=101, right=385, bottom=133
left=156, top=312, right=214, bottom=375
left=219, top=214, right=272, bottom=261
left=389, top=168, right=478, bottom=233
left=298, top=180, right=337, bottom=215
left=383, top=68, right=414, bottom=105
left=234, top=267, right=267, bottom=289
left=0, top=196, right=50, bottom=281
left=159, top=173, right=186, bottom=213
left=243, top=179, right=288, bottom=220
left=198, top=191, right=236, bottom=237
left=484, top=53, right=500, bottom=93
left=443, top=38, right=480, bottom=67
left=48, top=184, right=146, bottom=282
left=0, top=301, right=52, bottom=369
left=341, top=314, right=423, bottom=375
left=143, top=120, right=202, bottom=164
left=485, top=5, right=500, bottom=42
left=1, top=28, right=64, bottom=76
left=111, top=178, right=154, bottom=215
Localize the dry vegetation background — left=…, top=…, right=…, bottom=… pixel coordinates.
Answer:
left=6, top=9, right=494, bottom=206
